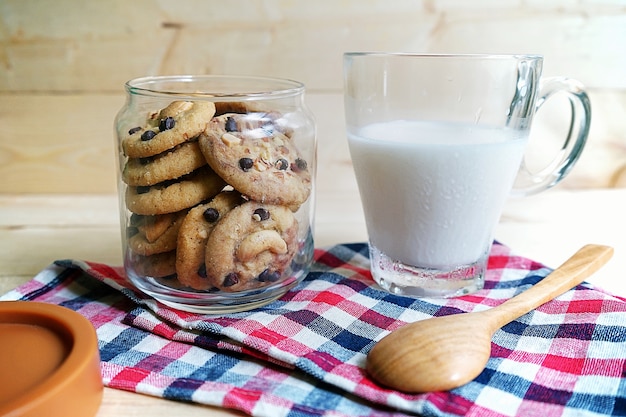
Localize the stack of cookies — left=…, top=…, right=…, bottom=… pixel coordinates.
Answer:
left=120, top=100, right=312, bottom=293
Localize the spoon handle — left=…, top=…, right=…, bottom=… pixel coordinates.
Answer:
left=485, top=244, right=614, bottom=330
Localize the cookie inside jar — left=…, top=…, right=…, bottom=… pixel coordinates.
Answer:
left=115, top=75, right=316, bottom=313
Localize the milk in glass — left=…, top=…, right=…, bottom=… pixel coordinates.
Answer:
left=348, top=120, right=527, bottom=286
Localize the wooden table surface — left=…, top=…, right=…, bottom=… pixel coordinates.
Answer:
left=1, top=90, right=625, bottom=415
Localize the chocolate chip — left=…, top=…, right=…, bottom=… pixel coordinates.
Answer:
left=141, top=130, right=157, bottom=141
left=253, top=208, right=270, bottom=221
left=203, top=207, right=220, bottom=223
left=129, top=213, right=143, bottom=226
left=197, top=264, right=207, bottom=278
left=275, top=158, right=289, bottom=170
left=292, top=158, right=308, bottom=172
left=225, top=116, right=237, bottom=132
left=128, top=126, right=142, bottom=135
left=159, top=116, right=175, bottom=131
left=258, top=269, right=280, bottom=282
left=223, top=273, right=239, bottom=287
left=239, top=157, right=254, bottom=171
left=136, top=186, right=151, bottom=194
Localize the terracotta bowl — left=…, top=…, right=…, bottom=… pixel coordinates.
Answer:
left=0, top=301, right=103, bottom=417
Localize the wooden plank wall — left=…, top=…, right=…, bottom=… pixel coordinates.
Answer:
left=1, top=0, right=625, bottom=193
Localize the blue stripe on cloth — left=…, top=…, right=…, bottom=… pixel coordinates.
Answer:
left=612, top=381, right=626, bottom=416
left=163, top=378, right=205, bottom=401
left=483, top=271, right=546, bottom=291
left=499, top=317, right=561, bottom=338
left=99, top=327, right=151, bottom=363
left=161, top=355, right=247, bottom=401
left=324, top=243, right=370, bottom=265
left=20, top=265, right=77, bottom=300
left=328, top=329, right=374, bottom=354
left=567, top=391, right=624, bottom=415
left=190, top=354, right=243, bottom=382
left=593, top=325, right=626, bottom=343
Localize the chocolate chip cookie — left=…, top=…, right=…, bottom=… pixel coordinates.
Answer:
left=204, top=201, right=299, bottom=292
left=125, top=166, right=226, bottom=215
left=199, top=113, right=312, bottom=211
left=122, top=141, right=207, bottom=187
left=176, top=191, right=244, bottom=290
left=122, top=101, right=216, bottom=158
left=128, top=211, right=186, bottom=256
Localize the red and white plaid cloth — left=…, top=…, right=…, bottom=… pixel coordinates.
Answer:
left=2, top=242, right=626, bottom=417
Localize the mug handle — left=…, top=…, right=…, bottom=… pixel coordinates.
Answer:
left=512, top=77, right=591, bottom=196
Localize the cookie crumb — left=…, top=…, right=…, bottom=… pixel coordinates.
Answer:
left=221, top=133, right=242, bottom=146
left=273, top=133, right=286, bottom=146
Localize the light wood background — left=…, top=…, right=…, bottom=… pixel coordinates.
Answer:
left=1, top=0, right=625, bottom=194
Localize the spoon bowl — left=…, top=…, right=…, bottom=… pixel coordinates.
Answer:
left=366, top=244, right=614, bottom=393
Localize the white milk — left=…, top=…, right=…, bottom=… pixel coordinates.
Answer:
left=348, top=120, right=528, bottom=270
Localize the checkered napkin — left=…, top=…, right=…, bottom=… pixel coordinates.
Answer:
left=3, top=242, right=626, bottom=417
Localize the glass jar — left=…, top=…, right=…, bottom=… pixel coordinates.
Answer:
left=114, top=75, right=316, bottom=313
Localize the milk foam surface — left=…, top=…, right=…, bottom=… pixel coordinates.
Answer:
left=348, top=120, right=528, bottom=269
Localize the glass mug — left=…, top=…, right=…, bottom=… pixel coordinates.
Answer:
left=114, top=75, right=316, bottom=313
left=343, top=53, right=590, bottom=298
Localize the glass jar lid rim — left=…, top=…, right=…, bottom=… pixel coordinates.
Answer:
left=125, top=74, right=305, bottom=100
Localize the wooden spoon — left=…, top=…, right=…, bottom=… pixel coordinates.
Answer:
left=366, top=244, right=614, bottom=393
